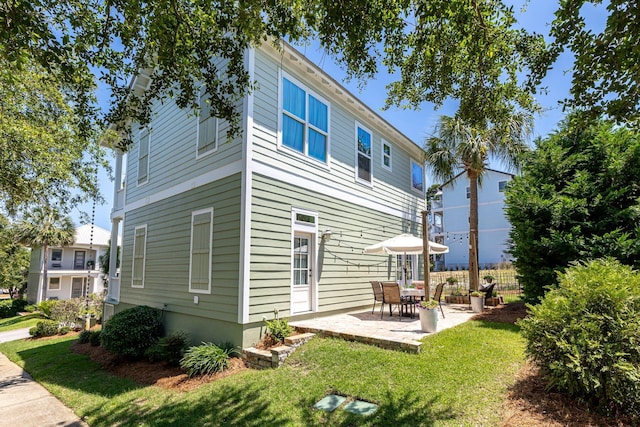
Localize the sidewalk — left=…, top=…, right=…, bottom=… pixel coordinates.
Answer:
left=0, top=332, right=87, bottom=427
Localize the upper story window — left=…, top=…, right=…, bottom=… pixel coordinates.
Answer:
left=281, top=75, right=329, bottom=163
left=382, top=140, right=392, bottom=171
left=411, top=159, right=424, bottom=193
left=197, top=89, right=218, bottom=158
left=466, top=186, right=471, bottom=199
left=51, top=249, right=62, bottom=267
left=137, top=128, right=150, bottom=185
left=498, top=180, right=508, bottom=192
left=356, top=123, right=372, bottom=184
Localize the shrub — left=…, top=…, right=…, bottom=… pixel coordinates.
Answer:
left=50, top=298, right=84, bottom=327
left=58, top=326, right=71, bottom=335
left=24, top=304, right=36, bottom=313
left=265, top=317, right=293, bottom=343
left=78, top=330, right=91, bottom=344
left=89, top=330, right=102, bottom=346
left=180, top=342, right=235, bottom=377
left=37, top=299, right=60, bottom=318
left=100, top=305, right=163, bottom=358
left=519, top=259, right=640, bottom=417
left=29, top=320, right=60, bottom=337
left=0, top=298, right=29, bottom=318
left=145, top=332, right=190, bottom=365
left=12, top=298, right=27, bottom=312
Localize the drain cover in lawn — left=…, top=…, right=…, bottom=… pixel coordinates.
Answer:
left=342, top=400, right=378, bottom=416
left=313, top=394, right=346, bottom=412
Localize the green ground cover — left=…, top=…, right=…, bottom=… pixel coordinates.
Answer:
left=0, top=314, right=44, bottom=332
left=0, top=319, right=525, bottom=426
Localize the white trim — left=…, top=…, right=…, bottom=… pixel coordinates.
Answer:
left=354, top=121, right=373, bottom=187
left=410, top=158, right=425, bottom=195
left=239, top=47, right=255, bottom=324
left=195, top=87, right=220, bottom=160
left=252, top=160, right=422, bottom=223
left=124, top=159, right=243, bottom=213
left=189, top=207, right=214, bottom=294
left=70, top=276, right=86, bottom=299
left=277, top=70, right=331, bottom=168
left=131, top=224, right=147, bottom=288
left=47, top=276, right=61, bottom=291
left=137, top=127, right=150, bottom=186
left=290, top=207, right=318, bottom=314
left=381, top=139, right=392, bottom=172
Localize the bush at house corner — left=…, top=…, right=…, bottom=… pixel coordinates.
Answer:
left=100, top=305, right=163, bottom=358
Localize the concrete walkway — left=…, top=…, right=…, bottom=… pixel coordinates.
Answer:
left=0, top=331, right=87, bottom=427
left=0, top=327, right=31, bottom=343
left=291, top=303, right=477, bottom=353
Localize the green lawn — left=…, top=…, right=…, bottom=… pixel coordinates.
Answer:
left=0, top=319, right=525, bottom=426
left=0, top=313, right=44, bottom=332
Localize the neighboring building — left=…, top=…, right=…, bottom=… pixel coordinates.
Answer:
left=104, top=40, right=427, bottom=349
left=430, top=169, right=514, bottom=270
left=27, top=224, right=113, bottom=303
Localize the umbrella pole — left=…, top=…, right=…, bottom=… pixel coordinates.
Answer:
left=422, top=210, right=430, bottom=299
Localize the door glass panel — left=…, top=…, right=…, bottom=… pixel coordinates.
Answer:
left=293, top=237, right=309, bottom=286
left=71, top=278, right=84, bottom=298
left=74, top=251, right=86, bottom=270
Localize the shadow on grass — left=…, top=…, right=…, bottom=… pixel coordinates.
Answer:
left=473, top=320, right=521, bottom=333
left=0, top=313, right=43, bottom=328
left=299, top=389, right=457, bottom=426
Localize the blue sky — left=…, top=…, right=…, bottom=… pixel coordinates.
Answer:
left=76, top=2, right=606, bottom=230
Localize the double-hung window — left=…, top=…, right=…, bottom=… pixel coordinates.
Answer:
left=189, top=208, right=213, bottom=293
left=411, top=159, right=424, bottom=193
left=197, top=90, right=218, bottom=157
left=48, top=277, right=60, bottom=291
left=281, top=76, right=329, bottom=163
left=382, top=140, right=392, bottom=171
left=498, top=180, right=507, bottom=192
left=138, top=129, right=150, bottom=185
left=132, top=225, right=147, bottom=288
left=356, top=124, right=372, bottom=184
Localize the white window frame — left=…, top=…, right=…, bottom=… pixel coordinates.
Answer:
left=277, top=70, right=331, bottom=167
left=50, top=248, right=63, bottom=267
left=355, top=122, right=373, bottom=186
left=137, top=128, right=150, bottom=186
left=131, top=224, right=147, bottom=288
left=189, top=208, right=214, bottom=294
left=381, top=140, right=392, bottom=171
left=410, top=159, right=425, bottom=194
left=195, top=88, right=219, bottom=159
left=48, top=277, right=61, bottom=291
left=498, top=180, right=508, bottom=192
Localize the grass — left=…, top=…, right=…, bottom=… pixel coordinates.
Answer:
left=0, top=319, right=525, bottom=426
left=0, top=313, right=45, bottom=332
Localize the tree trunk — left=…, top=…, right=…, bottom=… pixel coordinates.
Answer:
left=422, top=210, right=430, bottom=298
left=468, top=173, right=480, bottom=291
left=41, top=244, right=48, bottom=303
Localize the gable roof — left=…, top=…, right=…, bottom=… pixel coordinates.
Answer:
left=74, top=224, right=120, bottom=247
left=439, top=168, right=515, bottom=189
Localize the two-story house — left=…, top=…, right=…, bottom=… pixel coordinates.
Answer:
left=105, top=41, right=427, bottom=349
left=27, top=224, right=112, bottom=303
left=431, top=169, right=514, bottom=270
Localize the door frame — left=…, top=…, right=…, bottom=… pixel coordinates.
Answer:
left=290, top=208, right=318, bottom=314
left=70, top=276, right=86, bottom=299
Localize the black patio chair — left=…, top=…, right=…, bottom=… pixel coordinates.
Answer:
left=381, top=282, right=413, bottom=320
left=480, top=283, right=496, bottom=307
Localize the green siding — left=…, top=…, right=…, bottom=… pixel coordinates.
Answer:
left=249, top=173, right=421, bottom=322
left=119, top=174, right=242, bottom=325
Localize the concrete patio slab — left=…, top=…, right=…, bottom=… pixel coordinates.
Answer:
left=291, top=304, right=476, bottom=353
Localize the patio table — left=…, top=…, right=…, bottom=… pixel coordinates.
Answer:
left=400, top=288, right=425, bottom=299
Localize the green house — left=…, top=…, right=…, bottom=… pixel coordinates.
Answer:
left=104, top=41, right=426, bottom=348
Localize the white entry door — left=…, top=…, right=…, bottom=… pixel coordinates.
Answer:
left=291, top=232, right=314, bottom=313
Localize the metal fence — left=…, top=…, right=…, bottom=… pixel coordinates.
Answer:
left=429, top=269, right=521, bottom=297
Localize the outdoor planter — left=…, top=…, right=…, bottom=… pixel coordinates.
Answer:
left=416, top=300, right=438, bottom=333
left=470, top=295, right=484, bottom=313
left=445, top=295, right=469, bottom=304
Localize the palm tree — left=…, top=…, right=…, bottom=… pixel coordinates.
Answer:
left=425, top=114, right=532, bottom=291
left=14, top=207, right=75, bottom=303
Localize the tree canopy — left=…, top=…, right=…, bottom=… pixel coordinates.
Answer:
left=0, top=61, right=108, bottom=214
left=505, top=116, right=640, bottom=302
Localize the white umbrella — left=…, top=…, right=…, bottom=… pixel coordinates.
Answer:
left=364, top=234, right=449, bottom=255
left=364, top=234, right=449, bottom=287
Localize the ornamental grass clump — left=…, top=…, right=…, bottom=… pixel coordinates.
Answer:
left=519, top=259, right=640, bottom=418
left=180, top=342, right=239, bottom=377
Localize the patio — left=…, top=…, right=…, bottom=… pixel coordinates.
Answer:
left=290, top=303, right=477, bottom=353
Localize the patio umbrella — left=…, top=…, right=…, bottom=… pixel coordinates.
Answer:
left=364, top=234, right=449, bottom=286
